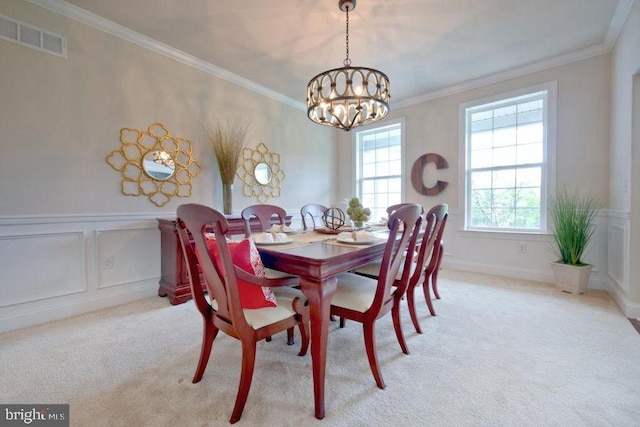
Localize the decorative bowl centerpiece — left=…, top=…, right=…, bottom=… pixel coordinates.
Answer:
left=346, top=197, right=371, bottom=228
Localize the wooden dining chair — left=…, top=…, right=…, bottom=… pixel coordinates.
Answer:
left=423, top=204, right=448, bottom=294
left=300, top=203, right=328, bottom=230
left=176, top=203, right=309, bottom=424
left=354, top=204, right=448, bottom=332
left=240, top=204, right=299, bottom=282
left=405, top=204, right=447, bottom=332
left=330, top=203, right=423, bottom=389
left=240, top=204, right=288, bottom=237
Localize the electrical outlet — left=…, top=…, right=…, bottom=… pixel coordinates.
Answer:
left=102, top=256, right=113, bottom=269
left=517, top=243, right=527, bottom=254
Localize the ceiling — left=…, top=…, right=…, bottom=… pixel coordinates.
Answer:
left=36, top=0, right=632, bottom=109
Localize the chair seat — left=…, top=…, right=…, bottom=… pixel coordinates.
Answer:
left=264, top=268, right=299, bottom=280
left=206, top=291, right=299, bottom=329
left=354, top=260, right=416, bottom=282
left=331, top=273, right=378, bottom=313
left=244, top=286, right=305, bottom=329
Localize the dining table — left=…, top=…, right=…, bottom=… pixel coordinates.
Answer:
left=255, top=226, right=389, bottom=420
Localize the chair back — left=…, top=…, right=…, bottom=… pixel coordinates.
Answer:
left=386, top=203, right=420, bottom=216
left=370, top=203, right=423, bottom=315
left=300, top=204, right=328, bottom=230
left=240, top=204, right=287, bottom=237
left=176, top=217, right=212, bottom=319
left=423, top=203, right=448, bottom=275
left=177, top=203, right=251, bottom=334
left=408, top=203, right=448, bottom=288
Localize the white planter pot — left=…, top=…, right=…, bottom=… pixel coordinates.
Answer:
left=550, top=262, right=592, bottom=294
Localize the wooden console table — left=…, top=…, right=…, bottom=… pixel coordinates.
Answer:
left=157, top=215, right=292, bottom=305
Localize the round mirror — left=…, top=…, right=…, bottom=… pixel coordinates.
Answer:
left=142, top=150, right=175, bottom=181
left=254, top=162, right=272, bottom=185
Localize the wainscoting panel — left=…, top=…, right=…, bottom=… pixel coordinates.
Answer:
left=0, top=232, right=86, bottom=307
left=0, top=213, right=170, bottom=333
left=96, top=227, right=161, bottom=289
left=608, top=224, right=628, bottom=294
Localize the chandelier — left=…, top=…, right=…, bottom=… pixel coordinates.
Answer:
left=306, top=0, right=390, bottom=131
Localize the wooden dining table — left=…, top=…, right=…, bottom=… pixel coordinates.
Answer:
left=256, top=228, right=388, bottom=419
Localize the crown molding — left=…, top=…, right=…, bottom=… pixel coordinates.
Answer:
left=25, top=0, right=633, bottom=112
left=604, top=0, right=635, bottom=48
left=390, top=0, right=635, bottom=109
left=24, top=0, right=306, bottom=111
left=393, top=43, right=611, bottom=109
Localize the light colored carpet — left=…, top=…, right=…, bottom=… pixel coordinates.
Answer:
left=1, top=271, right=639, bottom=426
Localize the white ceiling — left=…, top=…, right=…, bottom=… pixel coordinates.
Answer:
left=33, top=0, right=633, bottom=109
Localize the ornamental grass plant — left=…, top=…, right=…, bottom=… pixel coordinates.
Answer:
left=205, top=120, right=248, bottom=185
left=550, top=189, right=600, bottom=266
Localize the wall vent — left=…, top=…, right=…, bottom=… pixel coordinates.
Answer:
left=0, top=14, right=66, bottom=58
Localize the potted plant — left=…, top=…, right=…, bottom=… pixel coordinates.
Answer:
left=205, top=120, right=248, bottom=215
left=549, top=189, right=600, bottom=294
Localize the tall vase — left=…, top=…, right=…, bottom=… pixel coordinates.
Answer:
left=222, top=183, right=233, bottom=215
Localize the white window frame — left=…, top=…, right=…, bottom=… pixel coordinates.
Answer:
left=352, top=118, right=406, bottom=221
left=458, top=82, right=557, bottom=234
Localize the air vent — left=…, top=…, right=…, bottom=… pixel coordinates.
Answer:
left=0, top=14, right=66, bottom=58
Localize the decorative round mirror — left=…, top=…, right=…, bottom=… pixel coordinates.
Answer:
left=142, top=150, right=175, bottom=181
left=254, top=162, right=272, bottom=185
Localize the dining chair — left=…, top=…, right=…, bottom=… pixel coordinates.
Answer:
left=240, top=204, right=288, bottom=238
left=176, top=203, right=310, bottom=424
left=330, top=203, right=423, bottom=389
left=422, top=204, right=448, bottom=315
left=300, top=203, right=328, bottom=230
left=353, top=204, right=448, bottom=332
left=240, top=204, right=299, bottom=282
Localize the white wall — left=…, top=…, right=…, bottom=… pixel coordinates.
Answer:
left=0, top=0, right=336, bottom=332
left=338, top=54, right=612, bottom=289
left=609, top=0, right=640, bottom=318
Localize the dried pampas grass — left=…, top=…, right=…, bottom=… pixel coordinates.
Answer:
left=205, top=120, right=248, bottom=184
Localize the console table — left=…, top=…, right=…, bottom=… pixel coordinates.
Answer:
left=157, top=215, right=292, bottom=305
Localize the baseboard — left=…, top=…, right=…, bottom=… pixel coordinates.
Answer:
left=0, top=281, right=159, bottom=334
left=442, top=259, right=609, bottom=290
left=606, top=277, right=640, bottom=319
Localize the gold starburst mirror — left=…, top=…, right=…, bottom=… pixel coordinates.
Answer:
left=106, top=122, right=201, bottom=207
left=236, top=142, right=286, bottom=203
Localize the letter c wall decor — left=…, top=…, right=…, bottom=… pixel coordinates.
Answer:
left=411, top=153, right=448, bottom=196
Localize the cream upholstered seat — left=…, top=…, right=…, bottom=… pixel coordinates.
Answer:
left=177, top=203, right=309, bottom=424
left=242, top=286, right=307, bottom=329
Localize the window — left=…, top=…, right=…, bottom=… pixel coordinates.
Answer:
left=354, top=120, right=404, bottom=222
left=461, top=83, right=556, bottom=233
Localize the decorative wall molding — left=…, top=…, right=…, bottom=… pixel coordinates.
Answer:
left=0, top=231, right=86, bottom=307
left=95, top=227, right=160, bottom=289
left=608, top=224, right=628, bottom=293
left=0, top=212, right=174, bottom=226
left=0, top=215, right=162, bottom=333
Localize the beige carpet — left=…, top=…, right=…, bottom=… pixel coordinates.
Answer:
left=2, top=271, right=639, bottom=426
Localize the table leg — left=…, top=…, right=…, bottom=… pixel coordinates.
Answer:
left=300, top=276, right=337, bottom=420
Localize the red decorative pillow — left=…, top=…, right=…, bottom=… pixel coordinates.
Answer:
left=201, top=235, right=277, bottom=309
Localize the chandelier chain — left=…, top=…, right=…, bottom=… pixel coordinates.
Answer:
left=344, top=5, right=351, bottom=67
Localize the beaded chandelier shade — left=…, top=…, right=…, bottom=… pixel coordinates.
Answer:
left=306, top=0, right=390, bottom=132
